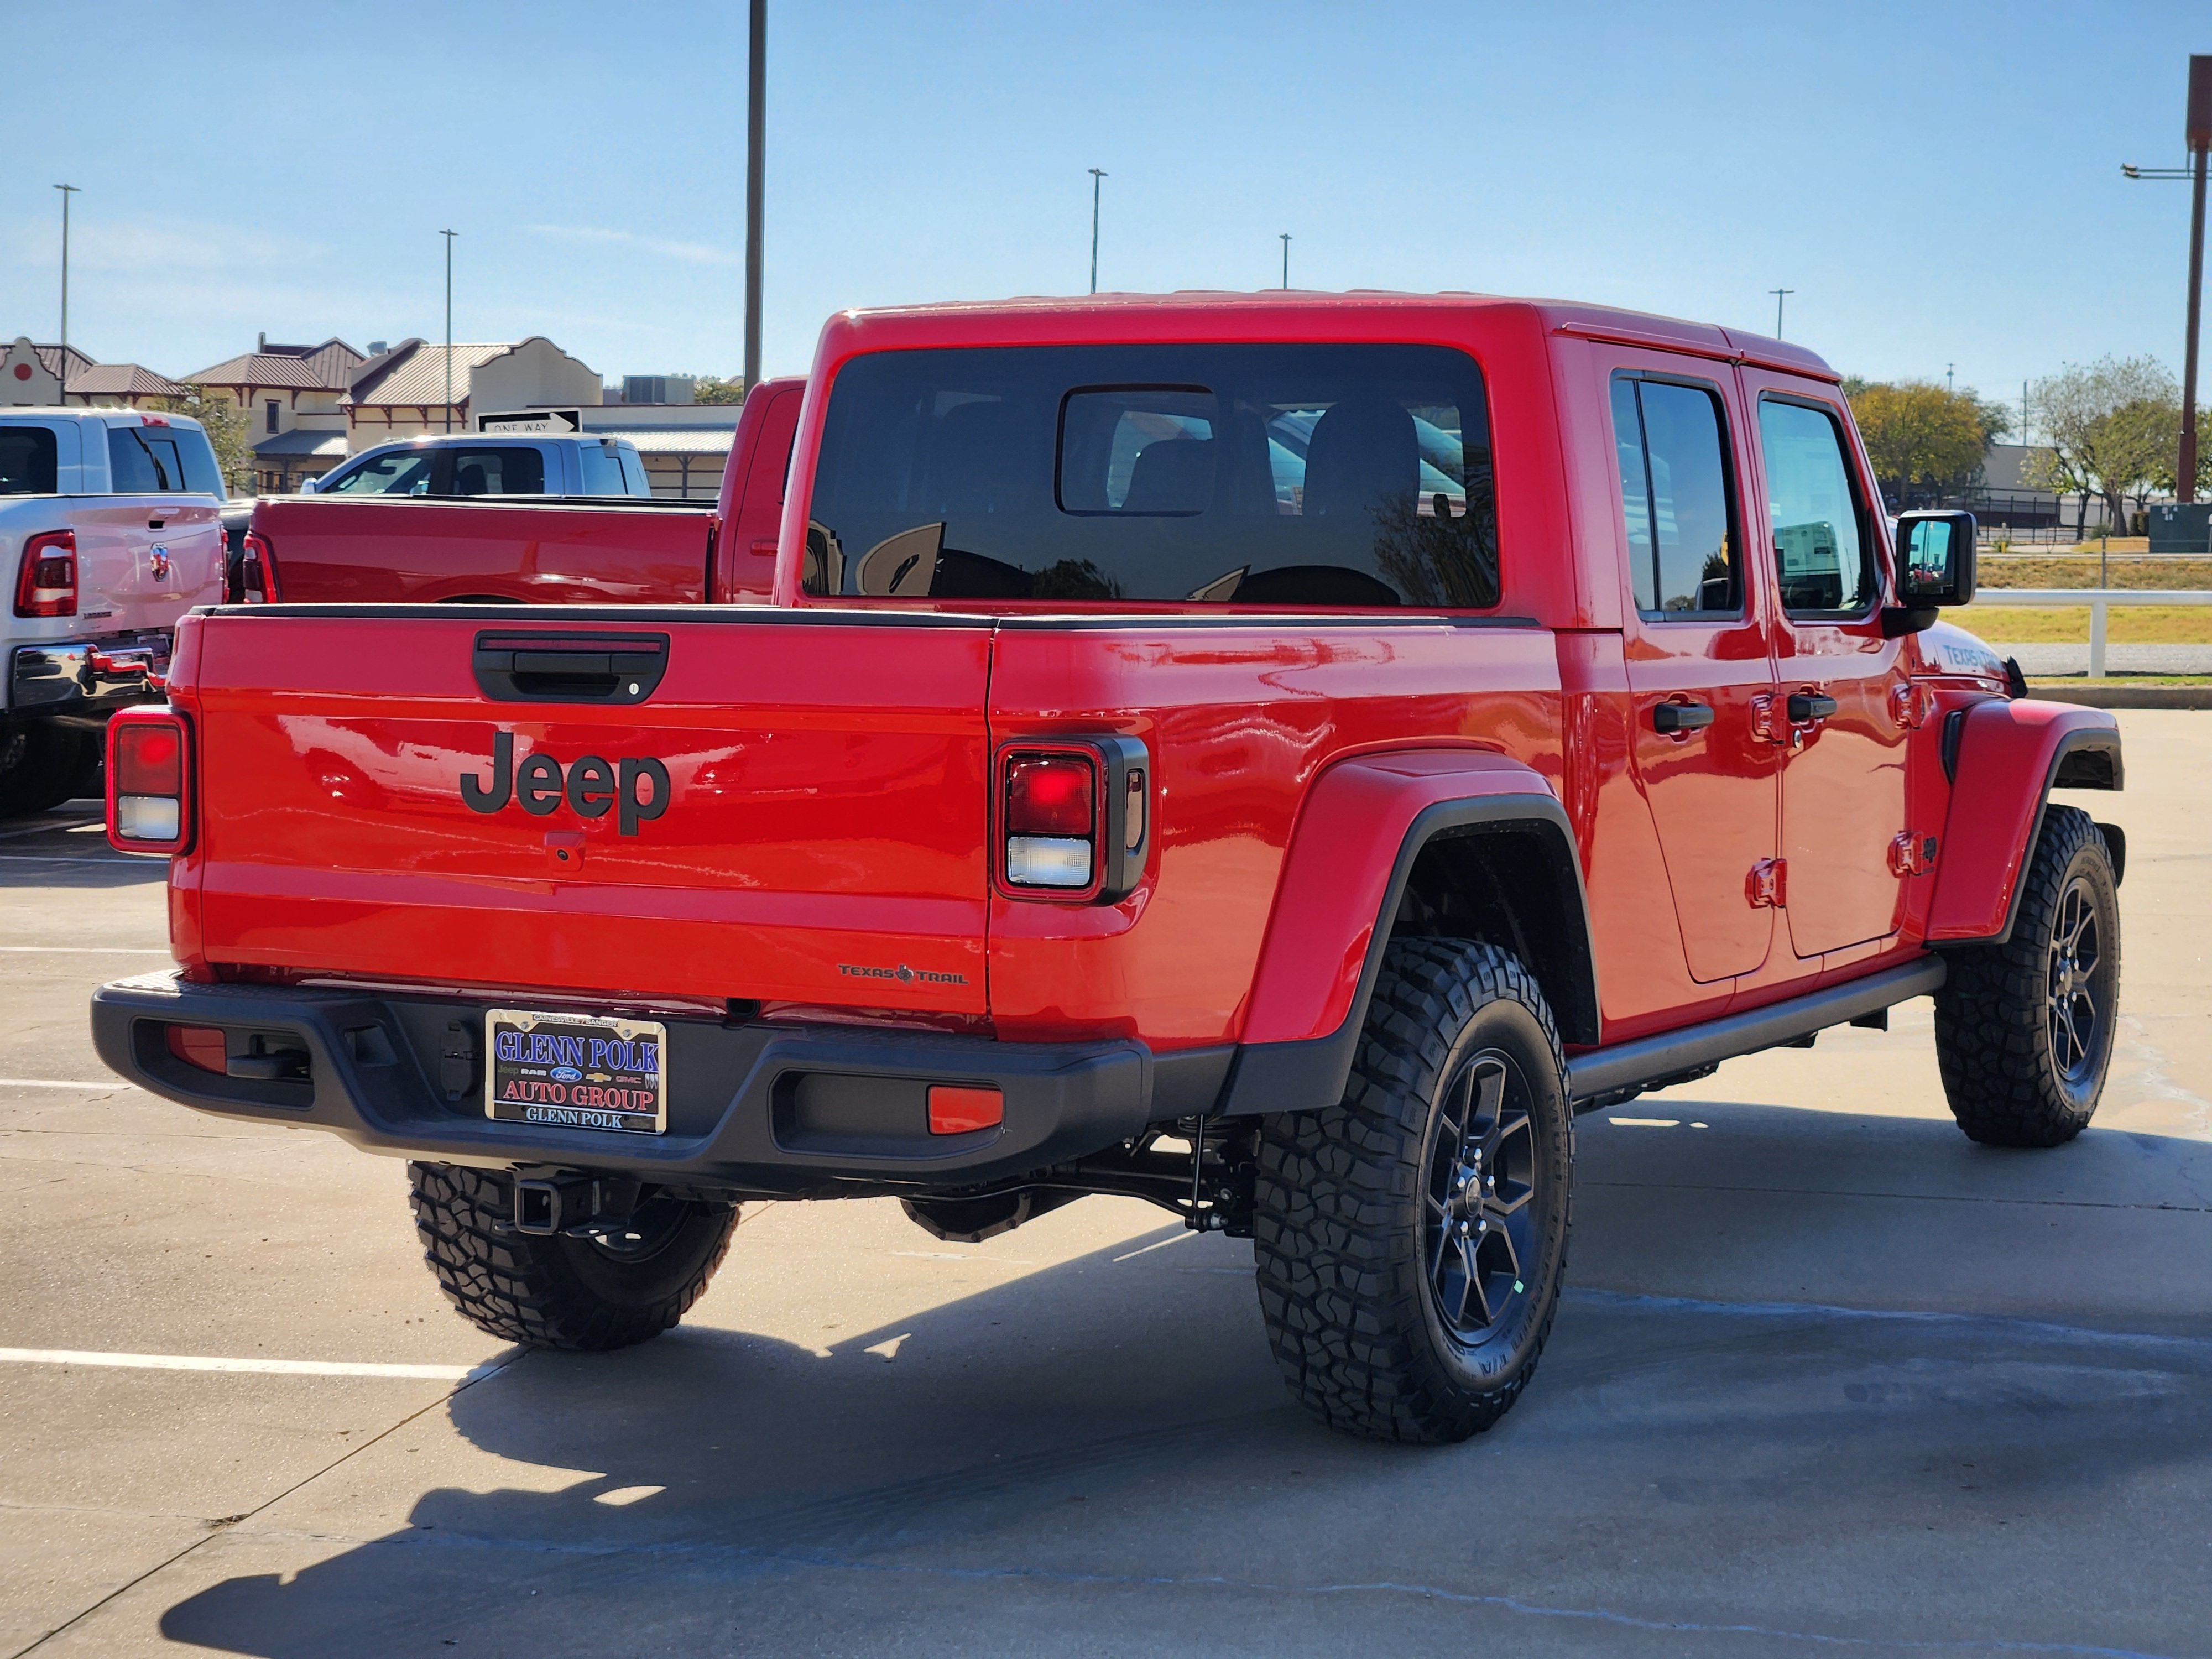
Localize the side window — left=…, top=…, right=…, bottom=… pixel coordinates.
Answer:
left=1609, top=374, right=1741, bottom=618
left=0, top=426, right=60, bottom=495
left=1759, top=398, right=1874, bottom=616
left=322, top=450, right=435, bottom=495
left=444, top=446, right=546, bottom=496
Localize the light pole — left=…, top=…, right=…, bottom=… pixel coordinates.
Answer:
left=1280, top=233, right=1291, bottom=290
left=441, top=229, right=457, bottom=432
left=1768, top=288, right=1794, bottom=339
left=1088, top=168, right=1106, bottom=295
left=54, top=184, right=80, bottom=381
left=1947, top=363, right=1955, bottom=395
left=2122, top=54, right=2211, bottom=502
left=744, top=0, right=765, bottom=393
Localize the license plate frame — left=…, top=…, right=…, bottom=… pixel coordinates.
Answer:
left=484, top=1008, right=669, bottom=1135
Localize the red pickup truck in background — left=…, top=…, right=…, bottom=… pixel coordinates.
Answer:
left=239, top=377, right=804, bottom=606
left=95, top=294, right=2124, bottom=1443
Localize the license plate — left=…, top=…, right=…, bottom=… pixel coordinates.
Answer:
left=484, top=1009, right=668, bottom=1135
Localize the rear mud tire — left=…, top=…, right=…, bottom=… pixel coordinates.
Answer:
left=409, top=1163, right=737, bottom=1351
left=1254, top=939, right=1573, bottom=1443
left=1934, top=805, right=2120, bottom=1148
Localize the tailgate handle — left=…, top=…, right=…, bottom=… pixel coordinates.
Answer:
left=472, top=632, right=670, bottom=704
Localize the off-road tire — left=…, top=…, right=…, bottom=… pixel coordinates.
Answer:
left=0, top=721, right=93, bottom=820
left=1934, top=805, right=2120, bottom=1148
left=1254, top=939, right=1574, bottom=1442
left=409, top=1163, right=737, bottom=1350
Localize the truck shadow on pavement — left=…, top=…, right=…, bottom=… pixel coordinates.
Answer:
left=156, top=1100, right=2212, bottom=1658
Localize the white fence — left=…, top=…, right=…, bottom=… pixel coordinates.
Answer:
left=1968, top=588, right=2212, bottom=678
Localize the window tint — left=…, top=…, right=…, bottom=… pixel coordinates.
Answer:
left=1610, top=375, right=1739, bottom=617
left=808, top=344, right=1497, bottom=607
left=107, top=427, right=185, bottom=493
left=577, top=440, right=626, bottom=496
left=444, top=446, right=545, bottom=496
left=1760, top=398, right=1873, bottom=615
left=324, top=449, right=435, bottom=495
left=0, top=427, right=58, bottom=495
left=173, top=427, right=224, bottom=497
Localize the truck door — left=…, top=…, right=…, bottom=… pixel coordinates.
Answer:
left=1603, top=354, right=1779, bottom=984
left=1739, top=375, right=1909, bottom=957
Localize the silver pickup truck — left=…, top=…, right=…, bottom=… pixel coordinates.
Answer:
left=2, top=409, right=227, bottom=817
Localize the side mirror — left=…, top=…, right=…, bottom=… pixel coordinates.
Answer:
left=1881, top=510, right=1976, bottom=637
left=1896, top=510, right=1976, bottom=604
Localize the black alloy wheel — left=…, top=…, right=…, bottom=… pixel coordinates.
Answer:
left=2046, top=877, right=2109, bottom=1083
left=1424, top=1050, right=1539, bottom=1344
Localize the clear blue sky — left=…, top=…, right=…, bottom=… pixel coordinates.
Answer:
left=6, top=0, right=2206, bottom=430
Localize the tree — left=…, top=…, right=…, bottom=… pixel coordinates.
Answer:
left=2025, top=357, right=2180, bottom=534
left=1846, top=379, right=2004, bottom=505
left=2147, top=404, right=2212, bottom=500
left=151, top=383, right=251, bottom=492
left=691, top=376, right=748, bottom=405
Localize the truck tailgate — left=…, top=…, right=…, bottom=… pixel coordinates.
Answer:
left=180, top=609, right=991, bottom=1013
left=251, top=498, right=712, bottom=605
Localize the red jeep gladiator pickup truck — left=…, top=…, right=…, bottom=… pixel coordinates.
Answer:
left=236, top=377, right=804, bottom=606
left=92, top=294, right=2123, bottom=1442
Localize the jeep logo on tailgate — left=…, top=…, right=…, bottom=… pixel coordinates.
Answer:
left=460, top=731, right=670, bottom=836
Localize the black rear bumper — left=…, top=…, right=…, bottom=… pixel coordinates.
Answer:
left=89, top=973, right=1227, bottom=1196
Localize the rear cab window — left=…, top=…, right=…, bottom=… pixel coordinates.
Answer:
left=442, top=446, right=546, bottom=496
left=805, top=344, right=1498, bottom=606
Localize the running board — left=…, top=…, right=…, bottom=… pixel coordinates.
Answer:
left=1565, top=957, right=1947, bottom=1107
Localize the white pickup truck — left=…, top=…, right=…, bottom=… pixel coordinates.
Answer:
left=2, top=409, right=227, bottom=817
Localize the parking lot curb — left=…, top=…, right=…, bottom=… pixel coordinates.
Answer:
left=2027, top=684, right=2212, bottom=709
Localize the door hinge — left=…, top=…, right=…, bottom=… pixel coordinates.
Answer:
left=1751, top=692, right=1780, bottom=744
left=1747, top=858, right=1787, bottom=907
left=1889, top=831, right=1939, bottom=875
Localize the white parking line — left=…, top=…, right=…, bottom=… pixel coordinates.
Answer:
left=0, top=946, right=169, bottom=954
left=0, top=1347, right=504, bottom=1381
left=0, top=1078, right=145, bottom=1090
left=0, top=818, right=102, bottom=841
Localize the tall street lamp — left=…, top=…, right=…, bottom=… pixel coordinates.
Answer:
left=744, top=0, right=765, bottom=393
left=1088, top=168, right=1106, bottom=295
left=54, top=185, right=80, bottom=378
left=2122, top=54, right=2211, bottom=502
left=1280, top=233, right=1291, bottom=290
left=441, top=229, right=457, bottom=432
left=1768, top=287, right=1794, bottom=340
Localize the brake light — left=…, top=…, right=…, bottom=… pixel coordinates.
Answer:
left=14, top=530, right=77, bottom=618
left=107, top=709, right=191, bottom=854
left=239, top=530, right=278, bottom=603
left=1004, top=753, right=1097, bottom=888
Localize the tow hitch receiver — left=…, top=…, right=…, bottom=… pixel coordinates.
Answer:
left=503, top=1173, right=645, bottom=1239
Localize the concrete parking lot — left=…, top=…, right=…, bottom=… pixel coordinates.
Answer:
left=3, top=712, right=2208, bottom=1658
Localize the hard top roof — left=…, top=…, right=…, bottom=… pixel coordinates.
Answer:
left=823, top=290, right=1838, bottom=382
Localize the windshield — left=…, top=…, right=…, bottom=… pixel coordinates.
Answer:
left=807, top=343, right=1498, bottom=606
left=322, top=448, right=436, bottom=495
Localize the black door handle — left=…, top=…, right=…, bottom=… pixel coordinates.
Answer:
left=1652, top=701, right=1716, bottom=734
left=1787, top=692, right=1839, bottom=723
left=472, top=631, right=669, bottom=703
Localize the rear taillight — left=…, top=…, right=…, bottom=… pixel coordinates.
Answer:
left=107, top=709, right=191, bottom=855
left=997, top=739, right=1150, bottom=901
left=1005, top=753, right=1097, bottom=888
left=14, top=530, right=77, bottom=618
left=239, top=530, right=278, bottom=603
